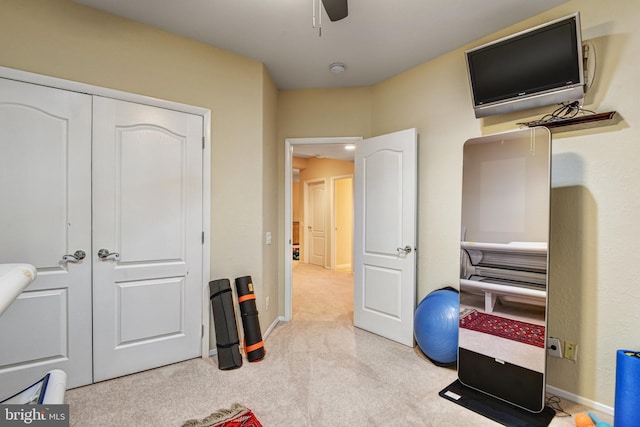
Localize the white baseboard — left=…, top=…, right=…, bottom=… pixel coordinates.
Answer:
left=546, top=385, right=614, bottom=416
left=263, top=316, right=284, bottom=339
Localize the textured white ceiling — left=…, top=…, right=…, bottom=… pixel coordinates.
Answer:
left=74, top=0, right=568, bottom=90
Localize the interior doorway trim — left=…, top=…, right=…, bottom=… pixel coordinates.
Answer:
left=284, top=137, right=362, bottom=321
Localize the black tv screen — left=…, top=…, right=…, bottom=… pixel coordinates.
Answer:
left=466, top=13, right=584, bottom=118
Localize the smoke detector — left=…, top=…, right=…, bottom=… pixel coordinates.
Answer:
left=330, top=63, right=346, bottom=73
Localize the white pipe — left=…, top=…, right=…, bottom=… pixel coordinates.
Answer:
left=0, top=263, right=37, bottom=316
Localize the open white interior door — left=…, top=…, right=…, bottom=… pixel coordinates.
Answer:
left=353, top=128, right=417, bottom=347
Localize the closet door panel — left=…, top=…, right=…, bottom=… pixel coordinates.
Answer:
left=0, top=78, right=93, bottom=397
left=92, top=96, right=203, bottom=382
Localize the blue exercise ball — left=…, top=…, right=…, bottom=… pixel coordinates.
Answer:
left=414, top=287, right=459, bottom=365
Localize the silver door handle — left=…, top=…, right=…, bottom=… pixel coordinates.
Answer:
left=397, top=245, right=412, bottom=255
left=61, top=250, right=86, bottom=263
left=97, top=248, right=120, bottom=260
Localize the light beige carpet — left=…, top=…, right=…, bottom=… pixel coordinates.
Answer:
left=65, top=262, right=612, bottom=426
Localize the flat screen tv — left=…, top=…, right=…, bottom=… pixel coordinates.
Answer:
left=466, top=13, right=584, bottom=118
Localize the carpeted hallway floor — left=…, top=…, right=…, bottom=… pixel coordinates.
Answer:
left=64, top=262, right=612, bottom=426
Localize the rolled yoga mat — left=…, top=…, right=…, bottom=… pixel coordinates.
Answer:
left=614, top=349, right=640, bottom=427
left=209, top=279, right=243, bottom=370
left=235, top=276, right=266, bottom=362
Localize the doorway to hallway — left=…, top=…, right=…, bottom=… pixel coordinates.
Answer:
left=284, top=129, right=418, bottom=347
left=284, top=137, right=361, bottom=322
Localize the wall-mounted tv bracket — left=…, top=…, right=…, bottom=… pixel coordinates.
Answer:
left=582, top=41, right=596, bottom=93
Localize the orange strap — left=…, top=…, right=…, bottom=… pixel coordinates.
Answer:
left=238, top=294, right=256, bottom=303
left=245, top=341, right=264, bottom=353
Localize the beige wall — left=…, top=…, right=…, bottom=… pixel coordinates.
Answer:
left=277, top=87, right=374, bottom=139
left=0, top=0, right=279, bottom=348
left=261, top=67, right=279, bottom=329
left=277, top=0, right=640, bottom=409
left=292, top=181, right=301, bottom=223
left=334, top=177, right=353, bottom=270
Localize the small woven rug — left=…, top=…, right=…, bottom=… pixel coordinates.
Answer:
left=182, top=403, right=262, bottom=427
left=459, top=310, right=545, bottom=348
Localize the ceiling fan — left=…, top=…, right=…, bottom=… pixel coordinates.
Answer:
left=322, top=0, right=348, bottom=21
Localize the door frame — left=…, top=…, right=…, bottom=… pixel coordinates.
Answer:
left=284, top=137, right=362, bottom=321
left=0, top=66, right=212, bottom=359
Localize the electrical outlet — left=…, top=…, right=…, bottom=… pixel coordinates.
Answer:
left=265, top=296, right=270, bottom=311
left=564, top=341, right=578, bottom=361
left=547, top=337, right=563, bottom=358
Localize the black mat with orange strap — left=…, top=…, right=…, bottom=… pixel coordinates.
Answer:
left=234, top=276, right=266, bottom=362
left=209, top=278, right=243, bottom=370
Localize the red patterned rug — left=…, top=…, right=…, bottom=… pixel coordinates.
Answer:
left=460, top=310, right=545, bottom=348
left=182, top=403, right=262, bottom=427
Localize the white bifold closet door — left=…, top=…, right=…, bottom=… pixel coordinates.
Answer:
left=91, top=97, right=203, bottom=382
left=0, top=79, right=204, bottom=397
left=0, top=79, right=93, bottom=396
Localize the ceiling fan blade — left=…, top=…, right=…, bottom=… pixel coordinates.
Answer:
left=321, top=0, right=348, bottom=22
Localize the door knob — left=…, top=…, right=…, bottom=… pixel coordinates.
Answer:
left=61, top=250, right=86, bottom=263
left=396, top=245, right=412, bottom=255
left=97, top=248, right=120, bottom=260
